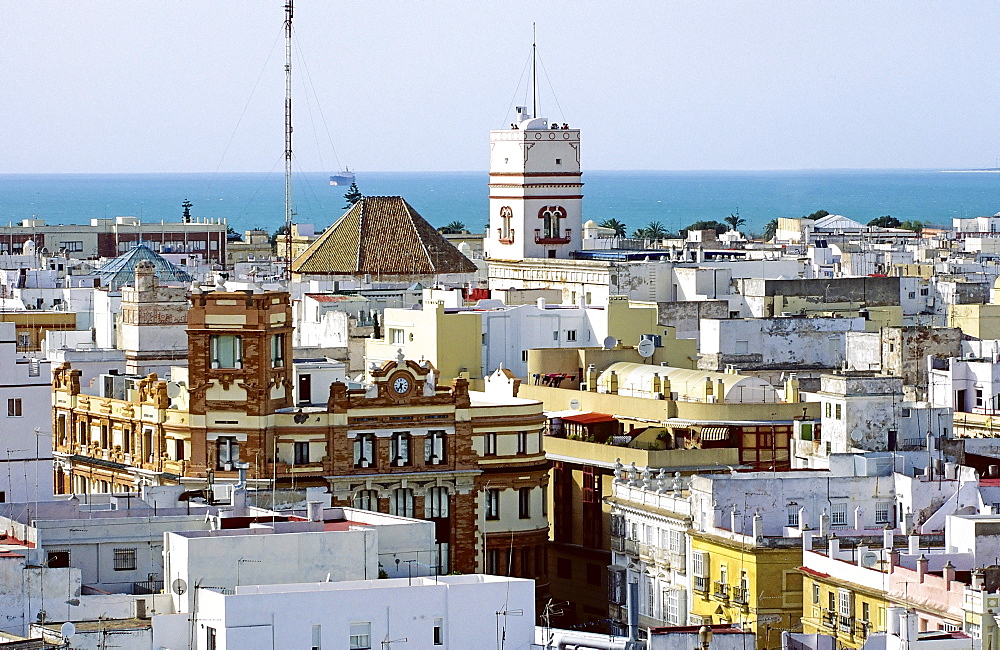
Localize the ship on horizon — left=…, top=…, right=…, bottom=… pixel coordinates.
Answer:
left=329, top=168, right=356, bottom=186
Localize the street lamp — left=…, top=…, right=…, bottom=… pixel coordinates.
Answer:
left=699, top=625, right=713, bottom=650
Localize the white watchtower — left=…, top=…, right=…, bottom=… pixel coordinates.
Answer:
left=484, top=105, right=583, bottom=261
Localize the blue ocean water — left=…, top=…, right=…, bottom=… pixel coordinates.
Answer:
left=1, top=170, right=999, bottom=237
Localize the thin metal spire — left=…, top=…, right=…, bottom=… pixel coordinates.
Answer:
left=531, top=23, right=538, bottom=118
left=283, top=0, right=294, bottom=279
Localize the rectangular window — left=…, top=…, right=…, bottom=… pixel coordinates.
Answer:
left=425, top=486, right=449, bottom=518
left=839, top=590, right=852, bottom=617
left=271, top=334, right=285, bottom=367
left=552, top=330, right=559, bottom=341
left=354, top=434, right=375, bottom=468
left=63, top=241, right=84, bottom=252
left=174, top=438, right=185, bottom=461
left=206, top=627, right=217, bottom=650
left=486, top=488, right=500, bottom=520
left=389, top=488, right=414, bottom=518
left=391, top=432, right=411, bottom=466
left=831, top=503, right=847, bottom=526
left=557, top=557, right=572, bottom=579
left=487, top=549, right=500, bottom=574
left=787, top=507, right=800, bottom=527
left=875, top=502, right=891, bottom=525
left=835, top=404, right=842, bottom=419
left=863, top=602, right=871, bottom=623
left=389, top=328, right=405, bottom=345
left=692, top=551, right=707, bottom=577
left=312, top=624, right=322, bottom=650
left=825, top=402, right=832, bottom=418
left=16, top=332, right=29, bottom=348
left=587, top=563, right=601, bottom=586
left=541, top=484, right=548, bottom=517
left=113, top=547, right=137, bottom=571
left=209, top=335, right=242, bottom=369
left=813, top=583, right=821, bottom=604
left=901, top=408, right=911, bottom=418
left=433, top=618, right=444, bottom=645
left=519, top=487, right=531, bottom=519
left=521, top=350, right=528, bottom=363
left=47, top=550, right=70, bottom=568
left=6, top=398, right=21, bottom=417
left=216, top=437, right=239, bottom=469
left=566, top=330, right=577, bottom=342
left=484, top=432, right=497, bottom=456
left=349, top=622, right=371, bottom=650
left=517, top=431, right=527, bottom=454
left=425, top=430, right=446, bottom=464
left=294, top=441, right=309, bottom=465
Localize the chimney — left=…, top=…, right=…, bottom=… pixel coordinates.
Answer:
left=916, top=554, right=928, bottom=583
left=730, top=508, right=741, bottom=534
left=889, top=549, right=899, bottom=574
left=716, top=378, right=726, bottom=402
left=857, top=545, right=869, bottom=567
left=943, top=561, right=956, bottom=590
left=802, top=531, right=814, bottom=551
left=819, top=510, right=829, bottom=537
left=908, top=534, right=919, bottom=556
left=828, top=535, right=839, bottom=558
left=609, top=370, right=619, bottom=395
left=798, top=506, right=808, bottom=533
left=752, top=511, right=763, bottom=542
left=972, top=568, right=985, bottom=591
left=854, top=506, right=864, bottom=530
left=307, top=501, right=323, bottom=522
left=883, top=527, right=894, bottom=552
left=652, top=373, right=662, bottom=396
left=586, top=364, right=598, bottom=392
left=661, top=377, right=671, bottom=399
left=785, top=373, right=800, bottom=403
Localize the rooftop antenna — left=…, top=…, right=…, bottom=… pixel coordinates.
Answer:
left=283, top=0, right=294, bottom=280
left=532, top=22, right=538, bottom=118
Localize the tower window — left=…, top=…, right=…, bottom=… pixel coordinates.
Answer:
left=210, top=335, right=242, bottom=369
left=271, top=334, right=285, bottom=367
left=555, top=158, right=562, bottom=165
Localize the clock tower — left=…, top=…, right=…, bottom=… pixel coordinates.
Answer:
left=484, top=106, right=583, bottom=261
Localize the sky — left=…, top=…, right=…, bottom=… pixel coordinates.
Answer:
left=3, top=1, right=1000, bottom=173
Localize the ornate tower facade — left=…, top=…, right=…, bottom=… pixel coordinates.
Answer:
left=484, top=108, right=583, bottom=261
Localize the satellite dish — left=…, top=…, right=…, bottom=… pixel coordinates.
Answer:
left=60, top=622, right=76, bottom=640
left=602, top=336, right=617, bottom=350
left=166, top=382, right=182, bottom=399
left=637, top=339, right=655, bottom=358
left=171, top=578, right=188, bottom=596
left=861, top=551, right=880, bottom=568
left=569, top=399, right=581, bottom=410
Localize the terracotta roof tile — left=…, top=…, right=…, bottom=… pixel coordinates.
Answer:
left=292, top=196, right=476, bottom=277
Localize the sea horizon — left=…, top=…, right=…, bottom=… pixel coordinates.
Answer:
left=2, top=168, right=998, bottom=237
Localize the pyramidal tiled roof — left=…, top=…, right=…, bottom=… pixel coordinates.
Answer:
left=95, top=242, right=193, bottom=290
left=292, top=196, right=476, bottom=277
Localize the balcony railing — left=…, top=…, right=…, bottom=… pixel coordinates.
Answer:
left=822, top=610, right=836, bottom=628
left=611, top=536, right=625, bottom=553
left=732, top=586, right=749, bottom=605
left=839, top=615, right=855, bottom=633
left=693, top=576, right=709, bottom=593
left=534, top=228, right=572, bottom=244
left=712, top=582, right=729, bottom=601
left=855, top=621, right=870, bottom=639
left=623, top=539, right=639, bottom=556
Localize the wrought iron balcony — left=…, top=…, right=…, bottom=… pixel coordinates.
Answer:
left=693, top=576, right=710, bottom=593
left=712, top=582, right=729, bottom=601
left=731, top=586, right=749, bottom=605
left=534, top=228, right=572, bottom=244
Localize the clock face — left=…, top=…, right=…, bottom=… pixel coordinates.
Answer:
left=393, top=376, right=410, bottom=394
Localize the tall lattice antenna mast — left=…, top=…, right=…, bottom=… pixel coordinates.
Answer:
left=283, top=0, right=294, bottom=279
left=531, top=22, right=538, bottom=118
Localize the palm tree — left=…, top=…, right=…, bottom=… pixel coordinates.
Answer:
left=762, top=219, right=778, bottom=241
left=644, top=221, right=669, bottom=240
left=599, top=218, right=627, bottom=237
left=438, top=221, right=467, bottom=234
left=631, top=227, right=649, bottom=239
left=724, top=212, right=746, bottom=232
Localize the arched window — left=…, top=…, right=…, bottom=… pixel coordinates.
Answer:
left=354, top=489, right=379, bottom=512
left=390, top=488, right=414, bottom=518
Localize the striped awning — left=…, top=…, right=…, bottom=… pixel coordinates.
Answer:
left=699, top=426, right=730, bottom=441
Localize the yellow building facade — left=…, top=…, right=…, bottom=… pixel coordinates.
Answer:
left=688, top=530, right=803, bottom=650
left=799, top=567, right=888, bottom=648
